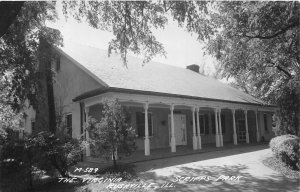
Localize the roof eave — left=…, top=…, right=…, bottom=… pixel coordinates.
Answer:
left=72, top=87, right=278, bottom=108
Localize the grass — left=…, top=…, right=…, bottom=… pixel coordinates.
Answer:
left=262, top=156, right=300, bottom=179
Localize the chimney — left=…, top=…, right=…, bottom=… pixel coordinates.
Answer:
left=186, top=64, right=199, bottom=73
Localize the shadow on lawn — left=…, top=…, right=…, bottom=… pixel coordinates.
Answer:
left=134, top=144, right=269, bottom=173
left=34, top=164, right=138, bottom=192
left=140, top=164, right=300, bottom=192
left=33, top=180, right=87, bottom=192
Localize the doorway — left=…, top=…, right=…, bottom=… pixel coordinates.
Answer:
left=237, top=119, right=246, bottom=142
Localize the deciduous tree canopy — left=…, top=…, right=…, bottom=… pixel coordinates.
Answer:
left=0, top=1, right=62, bottom=111
left=207, top=1, right=299, bottom=101
left=206, top=1, right=299, bottom=134
left=62, top=1, right=213, bottom=63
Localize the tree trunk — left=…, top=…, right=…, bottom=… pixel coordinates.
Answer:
left=35, top=37, right=56, bottom=134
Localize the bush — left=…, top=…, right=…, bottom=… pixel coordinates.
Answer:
left=0, top=129, right=84, bottom=192
left=35, top=132, right=85, bottom=177
left=0, top=129, right=45, bottom=192
left=269, top=135, right=300, bottom=170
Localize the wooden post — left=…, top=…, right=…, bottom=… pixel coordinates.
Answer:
left=192, top=107, right=198, bottom=150
left=232, top=109, right=237, bottom=145
left=214, top=108, right=220, bottom=147
left=196, top=108, right=201, bottom=149
left=245, top=110, right=249, bottom=143
left=144, top=103, right=150, bottom=156
left=218, top=109, right=224, bottom=147
left=255, top=110, right=260, bottom=142
left=170, top=105, right=176, bottom=152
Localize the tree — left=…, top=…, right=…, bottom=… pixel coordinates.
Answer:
left=206, top=1, right=299, bottom=135
left=0, top=1, right=62, bottom=110
left=62, top=1, right=213, bottom=63
left=87, top=99, right=137, bottom=169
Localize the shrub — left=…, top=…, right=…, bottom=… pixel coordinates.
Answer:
left=35, top=132, right=85, bottom=177
left=0, top=128, right=45, bottom=192
left=0, top=129, right=84, bottom=192
left=269, top=135, right=300, bottom=170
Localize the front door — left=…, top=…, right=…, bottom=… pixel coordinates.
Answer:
left=237, top=119, right=246, bottom=141
left=168, top=114, right=187, bottom=145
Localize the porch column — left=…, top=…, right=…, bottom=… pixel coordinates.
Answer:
left=218, top=109, right=224, bottom=147
left=244, top=110, right=250, bottom=143
left=192, top=107, right=197, bottom=150
left=214, top=108, right=220, bottom=147
left=85, top=107, right=91, bottom=156
left=232, top=109, right=237, bottom=145
left=196, top=108, right=202, bottom=149
left=255, top=110, right=260, bottom=142
left=170, top=105, right=176, bottom=152
left=144, top=103, right=150, bottom=156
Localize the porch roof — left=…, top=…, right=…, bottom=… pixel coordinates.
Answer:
left=58, top=42, right=272, bottom=107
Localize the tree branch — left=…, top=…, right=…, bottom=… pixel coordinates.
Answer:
left=267, top=60, right=292, bottom=79
left=243, top=20, right=299, bottom=40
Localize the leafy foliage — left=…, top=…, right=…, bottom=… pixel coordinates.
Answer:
left=0, top=1, right=62, bottom=111
left=87, top=99, right=137, bottom=169
left=35, top=131, right=84, bottom=177
left=206, top=1, right=299, bottom=134
left=269, top=135, right=300, bottom=170
left=0, top=128, right=84, bottom=192
left=274, top=79, right=300, bottom=135
left=207, top=1, right=299, bottom=101
left=0, top=129, right=45, bottom=192
left=62, top=1, right=213, bottom=64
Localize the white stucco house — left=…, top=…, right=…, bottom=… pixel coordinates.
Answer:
left=24, top=42, right=277, bottom=158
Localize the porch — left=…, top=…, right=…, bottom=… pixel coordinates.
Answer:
left=74, top=91, right=276, bottom=159
left=83, top=142, right=268, bottom=167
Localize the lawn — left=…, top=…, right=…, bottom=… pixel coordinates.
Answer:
left=262, top=156, right=300, bottom=179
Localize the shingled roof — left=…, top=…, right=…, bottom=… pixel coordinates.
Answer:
left=57, top=42, right=267, bottom=106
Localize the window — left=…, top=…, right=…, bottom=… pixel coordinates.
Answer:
left=136, top=112, right=153, bottom=137
left=212, top=114, right=226, bottom=134
left=196, top=114, right=209, bottom=135
left=66, top=114, right=72, bottom=136
left=264, top=114, right=268, bottom=132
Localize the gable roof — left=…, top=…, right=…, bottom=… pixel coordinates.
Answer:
left=57, top=42, right=269, bottom=106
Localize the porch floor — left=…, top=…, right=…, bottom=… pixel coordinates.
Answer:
left=83, top=142, right=267, bottom=168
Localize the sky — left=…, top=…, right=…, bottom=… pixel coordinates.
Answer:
left=46, top=2, right=219, bottom=77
